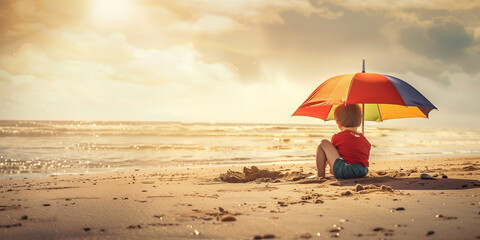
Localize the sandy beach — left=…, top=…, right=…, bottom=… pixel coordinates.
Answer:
left=1, top=155, right=479, bottom=240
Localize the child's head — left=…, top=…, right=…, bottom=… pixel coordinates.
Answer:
left=334, top=104, right=362, bottom=128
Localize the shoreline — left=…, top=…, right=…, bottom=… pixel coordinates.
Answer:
left=3, top=153, right=480, bottom=180
left=1, top=155, right=480, bottom=239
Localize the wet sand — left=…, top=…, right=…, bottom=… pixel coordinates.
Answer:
left=1, top=156, right=480, bottom=239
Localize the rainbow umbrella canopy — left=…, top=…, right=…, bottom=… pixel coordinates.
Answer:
left=293, top=61, right=437, bottom=133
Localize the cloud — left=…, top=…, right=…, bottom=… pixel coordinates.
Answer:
left=324, top=0, right=480, bottom=11
left=397, top=71, right=480, bottom=127
left=399, top=16, right=476, bottom=58
left=0, top=30, right=302, bottom=122
left=169, top=14, right=247, bottom=34
left=164, top=0, right=341, bottom=25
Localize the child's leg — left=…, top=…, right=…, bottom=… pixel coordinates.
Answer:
left=317, top=140, right=341, bottom=177
left=315, top=143, right=327, bottom=177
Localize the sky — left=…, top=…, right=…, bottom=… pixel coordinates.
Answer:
left=1, top=0, right=479, bottom=127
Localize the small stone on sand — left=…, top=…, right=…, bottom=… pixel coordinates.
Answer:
left=340, top=191, right=353, bottom=196
left=354, top=184, right=364, bottom=192
left=221, top=216, right=236, bottom=222
left=20, top=215, right=28, bottom=220
left=420, top=173, right=434, bottom=180
left=300, top=232, right=312, bottom=239
left=380, top=185, right=393, bottom=191
left=426, top=230, right=435, bottom=236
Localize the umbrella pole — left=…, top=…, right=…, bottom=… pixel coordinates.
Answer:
left=362, top=103, right=365, bottom=135
left=361, top=60, right=365, bottom=135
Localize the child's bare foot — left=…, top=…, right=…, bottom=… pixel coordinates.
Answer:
left=317, top=172, right=326, bottom=178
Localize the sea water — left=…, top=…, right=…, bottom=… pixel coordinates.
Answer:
left=1, top=120, right=479, bottom=178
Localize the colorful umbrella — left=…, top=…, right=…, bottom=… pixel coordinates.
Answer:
left=293, top=60, right=437, bottom=133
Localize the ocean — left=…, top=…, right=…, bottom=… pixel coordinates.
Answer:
left=1, top=120, right=479, bottom=178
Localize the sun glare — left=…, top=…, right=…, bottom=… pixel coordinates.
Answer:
left=90, top=0, right=134, bottom=26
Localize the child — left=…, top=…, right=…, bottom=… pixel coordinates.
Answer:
left=316, top=104, right=371, bottom=179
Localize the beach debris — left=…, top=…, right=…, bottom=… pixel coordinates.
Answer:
left=353, top=184, right=394, bottom=194
left=276, top=201, right=288, bottom=207
left=0, top=223, right=22, bottom=228
left=329, top=226, right=343, bottom=232
left=426, top=230, right=435, bottom=236
left=370, top=170, right=406, bottom=178
left=218, top=170, right=246, bottom=183
left=420, top=173, right=435, bottom=180
left=296, top=193, right=324, bottom=204
left=297, top=176, right=327, bottom=184
left=217, top=166, right=284, bottom=183
left=435, top=214, right=457, bottom=220
left=340, top=190, right=353, bottom=196
left=299, top=233, right=312, bottom=239
left=127, top=225, right=142, bottom=229
left=221, top=216, right=236, bottom=222
left=282, top=171, right=310, bottom=181
left=188, top=207, right=241, bottom=221
left=254, top=234, right=276, bottom=239
left=462, top=165, right=479, bottom=171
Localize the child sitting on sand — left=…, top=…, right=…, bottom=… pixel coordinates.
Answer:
left=316, top=104, right=371, bottom=179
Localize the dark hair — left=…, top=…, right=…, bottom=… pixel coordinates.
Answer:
left=334, top=104, right=362, bottom=127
